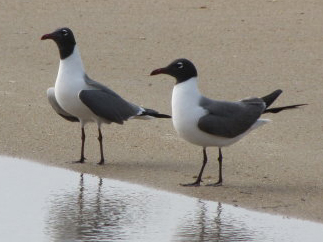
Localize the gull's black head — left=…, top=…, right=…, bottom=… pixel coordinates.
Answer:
left=150, top=58, right=198, bottom=84
left=41, top=27, right=76, bottom=59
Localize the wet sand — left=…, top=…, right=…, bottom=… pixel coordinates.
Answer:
left=1, top=0, right=322, bottom=222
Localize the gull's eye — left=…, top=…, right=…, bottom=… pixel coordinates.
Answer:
left=61, top=29, right=68, bottom=36
left=176, top=62, right=183, bottom=69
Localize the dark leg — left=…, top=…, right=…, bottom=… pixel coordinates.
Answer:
left=181, top=148, right=208, bottom=187
left=74, top=127, right=86, bottom=163
left=97, top=128, right=105, bottom=165
left=206, top=148, right=223, bottom=186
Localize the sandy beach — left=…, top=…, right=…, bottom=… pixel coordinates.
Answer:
left=1, top=0, right=322, bottom=222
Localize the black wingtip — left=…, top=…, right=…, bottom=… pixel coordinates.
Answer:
left=151, top=113, right=172, bottom=118
left=140, top=108, right=172, bottom=118
left=261, top=89, right=283, bottom=108
left=264, top=103, right=307, bottom=113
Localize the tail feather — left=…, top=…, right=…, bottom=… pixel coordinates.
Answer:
left=264, top=104, right=307, bottom=113
left=140, top=108, right=171, bottom=118
left=261, top=89, right=283, bottom=108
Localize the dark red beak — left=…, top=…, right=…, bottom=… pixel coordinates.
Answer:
left=41, top=34, right=51, bottom=40
left=150, top=68, right=167, bottom=76
left=41, top=33, right=54, bottom=40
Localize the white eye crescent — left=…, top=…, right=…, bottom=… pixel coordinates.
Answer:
left=62, top=29, right=68, bottom=36
left=177, top=62, right=183, bottom=69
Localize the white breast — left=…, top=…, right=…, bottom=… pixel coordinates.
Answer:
left=172, top=78, right=209, bottom=145
left=54, top=47, right=96, bottom=124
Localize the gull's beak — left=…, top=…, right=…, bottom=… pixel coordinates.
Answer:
left=41, top=32, right=56, bottom=40
left=150, top=67, right=167, bottom=76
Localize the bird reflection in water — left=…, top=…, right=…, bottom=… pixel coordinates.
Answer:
left=46, top=174, right=131, bottom=241
left=175, top=201, right=255, bottom=241
left=46, top=174, right=256, bottom=241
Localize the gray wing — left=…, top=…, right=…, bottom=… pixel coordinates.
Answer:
left=47, top=87, right=79, bottom=122
left=79, top=77, right=142, bottom=124
left=197, top=97, right=266, bottom=138
left=84, top=74, right=121, bottom=98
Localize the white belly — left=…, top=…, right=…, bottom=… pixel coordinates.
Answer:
left=54, top=50, right=98, bottom=124
left=172, top=104, right=248, bottom=147
left=55, top=79, right=94, bottom=123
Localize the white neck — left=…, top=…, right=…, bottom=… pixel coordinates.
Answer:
left=172, top=77, right=202, bottom=116
left=172, top=77, right=201, bottom=105
left=57, top=46, right=85, bottom=78
left=55, top=45, right=87, bottom=103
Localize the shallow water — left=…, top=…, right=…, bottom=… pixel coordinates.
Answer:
left=0, top=156, right=322, bottom=242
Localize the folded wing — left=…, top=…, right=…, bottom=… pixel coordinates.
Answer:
left=198, top=97, right=266, bottom=138
left=79, top=89, right=141, bottom=124
left=47, top=87, right=79, bottom=122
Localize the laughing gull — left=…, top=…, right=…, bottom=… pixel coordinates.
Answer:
left=41, top=27, right=171, bottom=165
left=150, top=58, right=306, bottom=186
